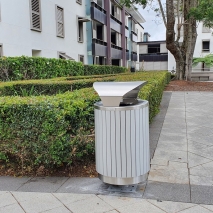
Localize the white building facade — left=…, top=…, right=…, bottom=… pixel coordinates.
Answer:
left=0, top=0, right=146, bottom=68
left=0, top=0, right=88, bottom=63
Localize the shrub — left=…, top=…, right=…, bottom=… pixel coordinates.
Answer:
left=0, top=56, right=127, bottom=81
left=0, top=76, right=116, bottom=96
left=83, top=65, right=127, bottom=75
left=0, top=71, right=170, bottom=171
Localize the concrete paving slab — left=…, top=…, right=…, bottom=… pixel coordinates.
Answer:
left=41, top=205, right=72, bottom=213
left=97, top=195, right=141, bottom=209
left=65, top=196, right=113, bottom=213
left=201, top=205, right=213, bottom=212
left=0, top=203, right=25, bottom=213
left=156, top=141, right=187, bottom=152
left=147, top=199, right=196, bottom=213
left=191, top=185, right=213, bottom=205
left=178, top=205, right=213, bottom=213
left=0, top=192, right=17, bottom=208
left=143, top=181, right=191, bottom=203
left=188, top=152, right=212, bottom=168
left=148, top=165, right=189, bottom=184
left=0, top=176, right=31, bottom=191
left=153, top=150, right=188, bottom=163
left=186, top=134, right=213, bottom=146
left=12, top=192, right=63, bottom=213
left=56, top=178, right=105, bottom=194
left=117, top=199, right=165, bottom=213
left=190, top=175, right=213, bottom=186
left=17, top=177, right=69, bottom=193
left=54, top=193, right=96, bottom=205
left=151, top=158, right=168, bottom=166
left=188, top=140, right=212, bottom=152
left=188, top=147, right=213, bottom=160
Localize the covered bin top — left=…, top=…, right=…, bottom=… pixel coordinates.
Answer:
left=93, top=81, right=147, bottom=107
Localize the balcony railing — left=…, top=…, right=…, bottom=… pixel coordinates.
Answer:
left=111, top=44, right=122, bottom=50
left=92, top=38, right=107, bottom=46
left=92, top=38, right=107, bottom=57
left=91, top=2, right=106, bottom=14
left=131, top=31, right=138, bottom=42
left=126, top=50, right=129, bottom=60
left=139, top=53, right=168, bottom=62
left=110, top=14, right=122, bottom=25
left=131, top=52, right=137, bottom=61
left=91, top=2, right=107, bottom=25
left=111, top=45, right=123, bottom=59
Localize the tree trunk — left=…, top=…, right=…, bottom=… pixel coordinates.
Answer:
left=166, top=0, right=184, bottom=80
left=184, top=0, right=198, bottom=81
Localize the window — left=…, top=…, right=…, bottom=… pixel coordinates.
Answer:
left=58, top=52, right=74, bottom=60
left=56, top=5, right=64, bottom=37
left=148, top=44, right=160, bottom=54
left=30, top=0, right=41, bottom=31
left=140, top=32, right=143, bottom=42
left=79, top=55, right=84, bottom=64
left=0, top=44, right=3, bottom=57
left=76, top=0, right=82, bottom=5
left=94, top=56, right=99, bottom=65
left=78, top=18, right=83, bottom=42
left=202, top=41, right=210, bottom=52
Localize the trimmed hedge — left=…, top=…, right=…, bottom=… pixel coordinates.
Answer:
left=0, top=71, right=170, bottom=171
left=0, top=56, right=127, bottom=81
left=83, top=65, right=127, bottom=75
left=0, top=76, right=116, bottom=96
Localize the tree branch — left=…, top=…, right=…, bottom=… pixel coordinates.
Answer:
left=157, top=0, right=167, bottom=27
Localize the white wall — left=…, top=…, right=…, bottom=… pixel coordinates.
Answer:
left=136, top=23, right=144, bottom=70
left=139, top=61, right=168, bottom=71
left=0, top=0, right=87, bottom=63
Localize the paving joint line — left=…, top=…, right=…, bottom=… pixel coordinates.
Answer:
left=10, top=192, right=27, bottom=213
left=52, top=193, right=73, bottom=213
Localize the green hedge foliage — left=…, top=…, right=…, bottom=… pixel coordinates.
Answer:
left=0, top=56, right=127, bottom=81
left=0, top=76, right=116, bottom=96
left=0, top=71, right=170, bottom=172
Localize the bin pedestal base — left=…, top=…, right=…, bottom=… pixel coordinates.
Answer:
left=98, top=173, right=148, bottom=185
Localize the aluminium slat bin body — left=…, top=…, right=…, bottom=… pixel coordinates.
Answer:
left=93, top=82, right=150, bottom=185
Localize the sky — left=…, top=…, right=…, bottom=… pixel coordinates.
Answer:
left=138, top=0, right=166, bottom=41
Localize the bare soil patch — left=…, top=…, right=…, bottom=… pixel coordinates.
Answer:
left=165, top=80, right=213, bottom=91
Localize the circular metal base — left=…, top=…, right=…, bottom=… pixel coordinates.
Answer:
left=98, top=173, right=148, bottom=185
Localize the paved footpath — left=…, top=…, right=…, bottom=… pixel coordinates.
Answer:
left=1, top=91, right=213, bottom=213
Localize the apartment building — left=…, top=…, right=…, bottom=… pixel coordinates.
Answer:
left=0, top=0, right=88, bottom=63
left=0, top=0, right=146, bottom=68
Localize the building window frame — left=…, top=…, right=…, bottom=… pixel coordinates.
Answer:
left=202, top=40, right=210, bottom=52
left=77, top=17, right=84, bottom=42
left=76, top=0, right=82, bottom=5
left=55, top=5, right=65, bottom=38
left=29, top=0, right=42, bottom=32
left=79, top=55, right=84, bottom=64
left=0, top=43, right=3, bottom=57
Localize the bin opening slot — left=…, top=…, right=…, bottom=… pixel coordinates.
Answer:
left=93, top=81, right=147, bottom=107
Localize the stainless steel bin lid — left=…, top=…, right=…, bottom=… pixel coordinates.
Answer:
left=93, top=81, right=147, bottom=107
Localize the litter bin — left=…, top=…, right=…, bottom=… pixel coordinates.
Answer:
left=131, top=67, right=135, bottom=72
left=93, top=82, right=150, bottom=185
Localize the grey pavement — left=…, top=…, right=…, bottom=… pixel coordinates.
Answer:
left=1, top=91, right=213, bottom=212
